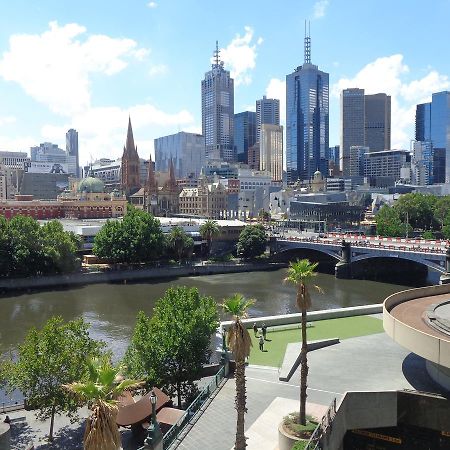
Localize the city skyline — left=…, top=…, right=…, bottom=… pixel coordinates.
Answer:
left=0, top=0, right=449, bottom=166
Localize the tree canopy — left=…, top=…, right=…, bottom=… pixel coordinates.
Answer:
left=93, top=207, right=164, bottom=263
left=166, top=226, right=194, bottom=261
left=0, top=216, right=80, bottom=277
left=124, top=286, right=219, bottom=406
left=1, top=317, right=104, bottom=440
left=236, top=224, right=267, bottom=259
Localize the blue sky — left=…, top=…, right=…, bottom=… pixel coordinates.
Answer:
left=0, top=0, right=449, bottom=167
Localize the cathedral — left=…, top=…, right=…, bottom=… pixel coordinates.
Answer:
left=121, top=117, right=141, bottom=197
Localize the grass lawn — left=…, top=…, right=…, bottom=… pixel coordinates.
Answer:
left=247, top=315, right=384, bottom=367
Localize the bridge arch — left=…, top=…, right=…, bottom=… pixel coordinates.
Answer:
left=273, top=242, right=341, bottom=261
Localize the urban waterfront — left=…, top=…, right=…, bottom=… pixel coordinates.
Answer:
left=0, top=268, right=424, bottom=361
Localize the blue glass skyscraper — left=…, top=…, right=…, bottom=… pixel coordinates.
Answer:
left=286, top=28, right=329, bottom=183
left=234, top=111, right=256, bottom=164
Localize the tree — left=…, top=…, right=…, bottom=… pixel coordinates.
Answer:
left=236, top=225, right=266, bottom=259
left=93, top=207, right=164, bottom=263
left=284, top=259, right=322, bottom=426
left=199, top=220, right=220, bottom=258
left=395, top=192, right=437, bottom=230
left=222, top=294, right=254, bottom=450
left=124, top=287, right=219, bottom=406
left=257, top=209, right=271, bottom=223
left=166, top=226, right=194, bottom=261
left=375, top=205, right=411, bottom=237
left=433, top=196, right=450, bottom=228
left=65, top=356, right=141, bottom=450
left=1, top=317, right=103, bottom=440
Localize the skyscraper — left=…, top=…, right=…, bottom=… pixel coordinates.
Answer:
left=66, top=129, right=79, bottom=177
left=256, top=96, right=280, bottom=143
left=260, top=124, right=283, bottom=181
left=234, top=111, right=256, bottom=163
left=365, top=93, right=391, bottom=152
left=340, top=88, right=365, bottom=175
left=416, top=91, right=450, bottom=182
left=201, top=42, right=235, bottom=162
left=286, top=26, right=329, bottom=183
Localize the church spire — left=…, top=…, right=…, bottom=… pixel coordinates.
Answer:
left=146, top=153, right=157, bottom=193
left=121, top=115, right=141, bottom=196
left=168, top=158, right=176, bottom=185
left=125, top=115, right=137, bottom=157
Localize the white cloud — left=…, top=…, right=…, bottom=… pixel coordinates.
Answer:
left=147, top=1, right=157, bottom=8
left=0, top=21, right=149, bottom=115
left=148, top=63, right=168, bottom=77
left=0, top=116, right=16, bottom=126
left=219, top=26, right=262, bottom=86
left=313, top=0, right=329, bottom=19
left=41, top=104, right=194, bottom=164
left=333, top=54, right=450, bottom=148
left=266, top=78, right=286, bottom=123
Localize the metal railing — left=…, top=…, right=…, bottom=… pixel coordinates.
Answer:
left=305, top=397, right=337, bottom=450
left=163, top=366, right=226, bottom=449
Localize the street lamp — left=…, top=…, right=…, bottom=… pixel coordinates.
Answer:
left=140, top=390, right=163, bottom=450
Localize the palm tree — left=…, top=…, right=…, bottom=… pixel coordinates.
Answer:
left=284, top=259, right=322, bottom=426
left=222, top=294, right=254, bottom=450
left=167, top=226, right=194, bottom=261
left=199, top=220, right=220, bottom=258
left=65, top=356, right=142, bottom=450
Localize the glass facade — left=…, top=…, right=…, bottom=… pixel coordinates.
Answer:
left=286, top=62, right=329, bottom=183
left=234, top=111, right=256, bottom=164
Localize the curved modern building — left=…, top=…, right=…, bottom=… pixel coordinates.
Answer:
left=383, top=284, right=450, bottom=391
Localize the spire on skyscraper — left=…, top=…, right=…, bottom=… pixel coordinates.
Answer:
left=212, top=40, right=222, bottom=68
left=304, top=20, right=311, bottom=64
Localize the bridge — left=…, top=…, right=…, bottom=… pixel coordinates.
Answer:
left=269, top=232, right=450, bottom=283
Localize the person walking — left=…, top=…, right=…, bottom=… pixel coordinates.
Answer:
left=253, top=322, right=258, bottom=336
left=262, top=323, right=267, bottom=340
left=259, top=334, right=264, bottom=351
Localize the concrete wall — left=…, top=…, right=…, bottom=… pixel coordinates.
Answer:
left=383, top=284, right=450, bottom=370
left=0, top=262, right=285, bottom=292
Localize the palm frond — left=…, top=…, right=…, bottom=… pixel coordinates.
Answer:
left=221, top=293, right=255, bottom=320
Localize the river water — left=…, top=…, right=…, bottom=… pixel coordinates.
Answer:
left=0, top=269, right=417, bottom=361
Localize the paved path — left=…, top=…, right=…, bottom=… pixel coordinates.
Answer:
left=176, top=332, right=442, bottom=450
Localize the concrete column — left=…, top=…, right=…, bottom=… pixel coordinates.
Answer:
left=335, top=239, right=352, bottom=279
left=439, top=248, right=450, bottom=284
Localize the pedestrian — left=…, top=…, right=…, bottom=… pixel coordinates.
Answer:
left=3, top=415, right=10, bottom=424
left=262, top=323, right=267, bottom=340
left=253, top=322, right=258, bottom=336
left=259, top=334, right=264, bottom=352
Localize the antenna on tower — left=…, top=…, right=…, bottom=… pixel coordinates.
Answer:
left=213, top=40, right=220, bottom=67
left=304, top=20, right=311, bottom=64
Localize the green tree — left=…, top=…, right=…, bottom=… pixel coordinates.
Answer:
left=284, top=259, right=322, bottom=426
left=93, top=207, right=164, bottom=263
left=124, top=287, right=219, bottom=406
left=166, top=226, right=194, bottom=261
left=1, top=317, right=103, bottom=440
left=375, top=205, right=411, bottom=237
left=394, top=192, right=437, bottom=230
left=199, top=220, right=220, bottom=258
left=222, top=294, right=254, bottom=450
left=433, top=196, right=450, bottom=228
left=422, top=230, right=435, bottom=240
left=236, top=225, right=267, bottom=259
left=65, top=356, right=141, bottom=450
left=257, top=209, right=271, bottom=223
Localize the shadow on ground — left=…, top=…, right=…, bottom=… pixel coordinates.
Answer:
left=402, top=352, right=449, bottom=398
left=9, top=422, right=36, bottom=449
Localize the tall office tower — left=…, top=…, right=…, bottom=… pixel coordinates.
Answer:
left=121, top=116, right=141, bottom=196
left=154, top=131, right=206, bottom=178
left=256, top=96, right=280, bottom=143
left=201, top=42, right=235, bottom=162
left=234, top=111, right=256, bottom=163
left=260, top=124, right=283, bottom=181
left=340, top=88, right=365, bottom=175
left=415, top=91, right=450, bottom=182
left=349, top=145, right=369, bottom=177
left=66, top=129, right=79, bottom=177
left=286, top=25, right=329, bottom=183
left=365, top=93, right=391, bottom=152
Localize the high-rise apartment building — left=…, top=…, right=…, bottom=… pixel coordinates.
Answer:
left=365, top=93, right=391, bottom=152
left=234, top=111, right=256, bottom=164
left=66, top=129, right=79, bottom=177
left=260, top=124, right=283, bottom=182
left=256, top=96, right=280, bottom=143
left=349, top=145, right=368, bottom=177
left=154, top=131, right=206, bottom=179
left=286, top=28, right=329, bottom=183
left=201, top=42, right=235, bottom=162
left=415, top=91, right=450, bottom=182
left=340, top=88, right=365, bottom=175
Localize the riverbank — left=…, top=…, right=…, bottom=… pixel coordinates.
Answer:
left=0, top=261, right=286, bottom=293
